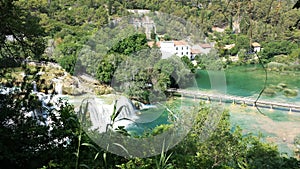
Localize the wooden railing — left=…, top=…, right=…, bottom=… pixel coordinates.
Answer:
left=167, top=88, right=300, bottom=112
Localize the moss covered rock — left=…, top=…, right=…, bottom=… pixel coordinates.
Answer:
left=263, top=88, right=277, bottom=97
left=95, top=85, right=113, bottom=95
left=283, top=89, right=298, bottom=97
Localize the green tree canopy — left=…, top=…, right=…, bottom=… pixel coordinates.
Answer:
left=0, top=0, right=46, bottom=60
left=108, top=33, right=148, bottom=55
left=260, top=40, right=298, bottom=61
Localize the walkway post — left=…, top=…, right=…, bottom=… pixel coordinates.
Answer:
left=270, top=105, right=273, bottom=111
left=206, top=97, right=210, bottom=103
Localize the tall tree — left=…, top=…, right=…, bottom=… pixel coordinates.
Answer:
left=0, top=0, right=46, bottom=60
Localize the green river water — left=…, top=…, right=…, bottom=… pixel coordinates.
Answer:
left=72, top=65, right=300, bottom=156
left=121, top=65, right=300, bottom=155
left=195, top=65, right=300, bottom=155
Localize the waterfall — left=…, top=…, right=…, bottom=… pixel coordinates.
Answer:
left=56, top=82, right=63, bottom=95
left=139, top=103, right=157, bottom=110
left=79, top=96, right=139, bottom=133
left=77, top=96, right=166, bottom=134
left=32, top=81, right=37, bottom=93
left=114, top=96, right=138, bottom=122
left=52, top=78, right=63, bottom=95
left=82, top=98, right=113, bottom=132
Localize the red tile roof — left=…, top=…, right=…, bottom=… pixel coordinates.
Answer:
left=200, top=43, right=211, bottom=48
left=191, top=49, right=201, bottom=54
left=147, top=41, right=161, bottom=48
left=251, top=42, right=261, bottom=47
left=174, top=41, right=188, bottom=46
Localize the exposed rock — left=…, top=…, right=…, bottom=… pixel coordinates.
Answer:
left=267, top=62, right=287, bottom=71
left=263, top=88, right=276, bottom=97
left=283, top=89, right=298, bottom=97
left=79, top=74, right=100, bottom=85
left=63, top=85, right=82, bottom=95
left=62, top=76, right=83, bottom=95
left=278, top=83, right=287, bottom=89
left=1, top=62, right=112, bottom=96
left=94, top=85, right=113, bottom=95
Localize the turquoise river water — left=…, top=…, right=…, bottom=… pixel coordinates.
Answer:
left=195, top=65, right=300, bottom=155
left=74, top=65, right=300, bottom=156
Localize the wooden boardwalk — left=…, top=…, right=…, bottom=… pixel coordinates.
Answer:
left=167, top=89, right=300, bottom=112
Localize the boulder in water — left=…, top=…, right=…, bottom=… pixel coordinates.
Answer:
left=283, top=89, right=298, bottom=97
left=263, top=88, right=276, bottom=97
left=62, top=85, right=84, bottom=95
left=277, top=83, right=287, bottom=89
left=94, top=85, right=113, bottom=95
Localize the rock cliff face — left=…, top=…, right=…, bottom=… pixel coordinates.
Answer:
left=34, top=63, right=85, bottom=95
left=1, top=62, right=113, bottom=96
left=50, top=65, right=113, bottom=96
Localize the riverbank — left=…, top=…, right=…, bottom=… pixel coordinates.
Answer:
left=228, top=103, right=300, bottom=156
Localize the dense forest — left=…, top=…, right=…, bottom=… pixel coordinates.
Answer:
left=1, top=0, right=300, bottom=168
left=2, top=0, right=300, bottom=72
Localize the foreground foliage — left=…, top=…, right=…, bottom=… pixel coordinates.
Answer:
left=1, top=84, right=299, bottom=169
left=1, top=0, right=300, bottom=168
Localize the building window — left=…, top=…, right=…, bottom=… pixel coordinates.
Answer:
left=186, top=52, right=188, bottom=55
left=187, top=46, right=188, bottom=50
left=176, top=47, right=178, bottom=50
left=182, top=47, right=183, bottom=50
left=181, top=52, right=183, bottom=55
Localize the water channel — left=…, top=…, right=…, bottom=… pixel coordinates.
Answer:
left=69, top=65, right=300, bottom=155
left=195, top=65, right=300, bottom=155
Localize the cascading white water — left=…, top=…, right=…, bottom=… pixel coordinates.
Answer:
left=114, top=96, right=138, bottom=122
left=32, top=81, right=37, bottom=93
left=85, top=98, right=113, bottom=132
left=79, top=96, right=139, bottom=133
left=52, top=78, right=63, bottom=95
left=113, top=96, right=139, bottom=129
left=56, top=82, right=63, bottom=95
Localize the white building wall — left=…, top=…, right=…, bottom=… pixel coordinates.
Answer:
left=253, top=47, right=261, bottom=53
left=160, top=41, right=191, bottom=59
left=160, top=41, right=177, bottom=59
left=175, top=45, right=191, bottom=58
